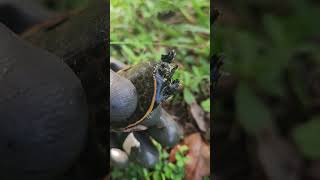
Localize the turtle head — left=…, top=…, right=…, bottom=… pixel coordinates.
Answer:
left=154, top=50, right=180, bottom=103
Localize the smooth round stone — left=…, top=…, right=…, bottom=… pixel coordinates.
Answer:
left=110, top=148, right=129, bottom=168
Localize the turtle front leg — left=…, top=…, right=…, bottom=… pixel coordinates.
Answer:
left=163, top=79, right=180, bottom=99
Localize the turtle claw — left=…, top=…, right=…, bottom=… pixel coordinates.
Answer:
left=161, top=50, right=176, bottom=63
left=158, top=79, right=180, bottom=102
left=165, top=79, right=180, bottom=97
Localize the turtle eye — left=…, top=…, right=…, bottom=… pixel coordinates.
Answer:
left=157, top=63, right=171, bottom=78
left=160, top=63, right=166, bottom=69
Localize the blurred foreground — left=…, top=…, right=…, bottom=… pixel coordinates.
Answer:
left=214, top=0, right=320, bottom=180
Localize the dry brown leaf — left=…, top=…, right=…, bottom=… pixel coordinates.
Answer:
left=102, top=174, right=110, bottom=180
left=170, top=133, right=210, bottom=180
left=308, top=160, right=320, bottom=179
left=257, top=127, right=302, bottom=180
left=169, top=144, right=182, bottom=163
left=190, top=102, right=207, bottom=132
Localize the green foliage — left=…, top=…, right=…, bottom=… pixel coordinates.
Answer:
left=111, top=0, right=210, bottom=109
left=201, top=98, right=210, bottom=112
left=183, top=88, right=195, bottom=104
left=214, top=0, right=320, bottom=134
left=235, top=83, right=273, bottom=135
left=111, top=140, right=189, bottom=180
left=293, top=117, right=320, bottom=159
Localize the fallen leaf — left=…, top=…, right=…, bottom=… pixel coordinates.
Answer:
left=169, top=144, right=183, bottom=163
left=103, top=174, right=110, bottom=180
left=170, top=133, right=210, bottom=180
left=235, top=83, right=273, bottom=135
left=190, top=102, right=207, bottom=132
left=257, top=127, right=302, bottom=180
left=292, top=117, right=320, bottom=159
left=308, top=160, right=320, bottom=179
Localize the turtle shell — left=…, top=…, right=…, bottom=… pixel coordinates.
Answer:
left=115, top=59, right=179, bottom=131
